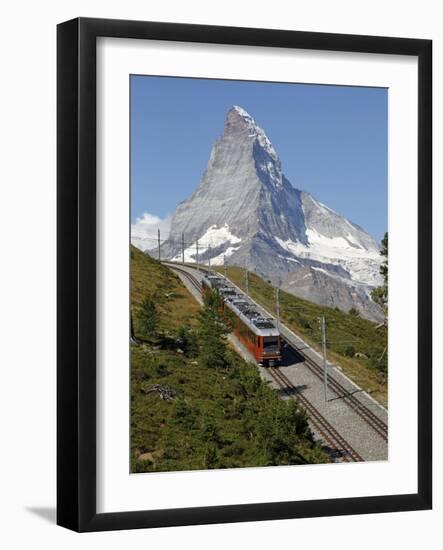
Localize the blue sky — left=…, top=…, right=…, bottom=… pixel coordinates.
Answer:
left=131, top=75, right=387, bottom=243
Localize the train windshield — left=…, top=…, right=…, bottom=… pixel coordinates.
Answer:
left=263, top=336, right=279, bottom=351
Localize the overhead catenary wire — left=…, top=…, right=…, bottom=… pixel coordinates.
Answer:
left=134, top=235, right=234, bottom=248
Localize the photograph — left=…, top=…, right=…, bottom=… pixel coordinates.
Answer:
left=129, top=75, right=389, bottom=473
left=0, top=0, right=436, bottom=543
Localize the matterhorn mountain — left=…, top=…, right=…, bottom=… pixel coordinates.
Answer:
left=157, top=105, right=383, bottom=321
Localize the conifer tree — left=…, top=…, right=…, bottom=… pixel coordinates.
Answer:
left=371, top=232, right=388, bottom=314
left=198, top=290, right=228, bottom=369
left=138, top=296, right=158, bottom=336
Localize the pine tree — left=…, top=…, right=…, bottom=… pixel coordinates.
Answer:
left=198, top=290, right=228, bottom=369
left=254, top=391, right=309, bottom=465
left=138, top=296, right=158, bottom=337
left=371, top=232, right=388, bottom=314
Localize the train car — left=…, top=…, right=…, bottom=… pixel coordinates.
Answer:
left=224, top=298, right=281, bottom=366
left=201, top=273, right=281, bottom=366
left=201, top=274, right=224, bottom=298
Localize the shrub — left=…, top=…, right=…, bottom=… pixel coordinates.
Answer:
left=369, top=348, right=388, bottom=374
left=154, top=362, right=170, bottom=377
left=175, top=326, right=199, bottom=357
left=172, top=400, right=196, bottom=429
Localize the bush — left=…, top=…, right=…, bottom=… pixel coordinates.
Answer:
left=239, top=363, right=262, bottom=397
left=344, top=345, right=356, bottom=357
left=154, top=362, right=170, bottom=377
left=199, top=417, right=221, bottom=445
left=221, top=441, right=246, bottom=458
left=172, top=400, right=196, bottom=429
left=253, top=395, right=309, bottom=465
left=369, top=348, right=388, bottom=374
left=175, top=326, right=199, bottom=357
left=203, top=443, right=218, bottom=469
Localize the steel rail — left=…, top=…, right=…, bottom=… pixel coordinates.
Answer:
left=284, top=339, right=388, bottom=441
left=269, top=366, right=364, bottom=462
left=166, top=263, right=203, bottom=293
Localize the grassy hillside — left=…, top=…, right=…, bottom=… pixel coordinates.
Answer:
left=130, top=246, right=329, bottom=472
left=214, top=266, right=388, bottom=406
left=131, top=245, right=200, bottom=331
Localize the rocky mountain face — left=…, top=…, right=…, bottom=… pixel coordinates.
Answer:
left=158, top=105, right=383, bottom=321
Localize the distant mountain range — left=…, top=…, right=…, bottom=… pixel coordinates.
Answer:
left=136, top=105, right=383, bottom=321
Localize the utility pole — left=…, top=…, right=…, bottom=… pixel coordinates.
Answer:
left=244, top=266, right=249, bottom=295
left=208, top=244, right=211, bottom=268
left=319, top=316, right=328, bottom=402
left=275, top=287, right=280, bottom=330
left=223, top=255, right=227, bottom=278
left=157, top=229, right=161, bottom=261
left=196, top=239, right=199, bottom=271
left=181, top=233, right=185, bottom=265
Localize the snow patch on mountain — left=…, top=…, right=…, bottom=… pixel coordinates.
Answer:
left=275, top=229, right=382, bottom=287
left=310, top=198, right=337, bottom=217
left=171, top=223, right=241, bottom=264
left=199, top=223, right=242, bottom=247
left=232, top=105, right=278, bottom=162
left=311, top=266, right=331, bottom=276
left=278, top=255, right=301, bottom=264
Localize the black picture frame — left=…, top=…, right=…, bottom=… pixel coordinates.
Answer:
left=57, top=17, right=432, bottom=532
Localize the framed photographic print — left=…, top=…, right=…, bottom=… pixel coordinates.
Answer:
left=57, top=17, right=432, bottom=532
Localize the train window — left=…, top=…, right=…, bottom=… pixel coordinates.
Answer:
left=263, top=337, right=278, bottom=351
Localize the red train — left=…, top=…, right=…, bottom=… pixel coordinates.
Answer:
left=201, top=274, right=281, bottom=366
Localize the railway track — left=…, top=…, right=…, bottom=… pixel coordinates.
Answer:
left=166, top=263, right=203, bottom=294
left=268, top=366, right=363, bottom=462
left=284, top=339, right=388, bottom=441
left=164, top=262, right=383, bottom=460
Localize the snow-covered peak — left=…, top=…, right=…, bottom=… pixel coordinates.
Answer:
left=157, top=105, right=384, bottom=319
left=170, top=224, right=242, bottom=265
left=232, top=105, right=252, bottom=119
left=228, top=105, right=278, bottom=162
